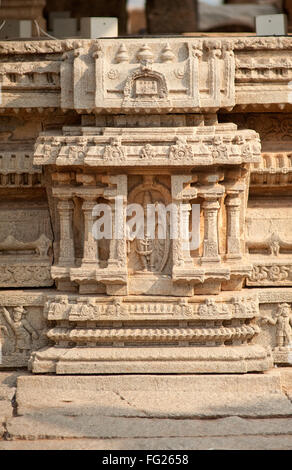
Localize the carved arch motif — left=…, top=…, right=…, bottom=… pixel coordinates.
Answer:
left=122, top=65, right=171, bottom=107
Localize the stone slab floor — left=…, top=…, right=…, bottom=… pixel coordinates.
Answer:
left=1, top=369, right=292, bottom=450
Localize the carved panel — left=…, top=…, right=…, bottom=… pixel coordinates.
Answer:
left=0, top=207, right=54, bottom=287
left=92, top=39, right=235, bottom=112
left=0, top=292, right=48, bottom=368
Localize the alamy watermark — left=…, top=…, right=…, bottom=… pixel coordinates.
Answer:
left=91, top=197, right=200, bottom=251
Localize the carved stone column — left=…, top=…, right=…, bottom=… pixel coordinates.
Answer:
left=171, top=175, right=197, bottom=271
left=107, top=197, right=127, bottom=270
left=179, top=202, right=194, bottom=267
left=225, top=192, right=242, bottom=259
left=58, top=198, right=75, bottom=267
left=201, top=197, right=221, bottom=263
left=81, top=199, right=99, bottom=266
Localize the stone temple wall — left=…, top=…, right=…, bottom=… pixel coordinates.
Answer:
left=0, top=37, right=292, bottom=374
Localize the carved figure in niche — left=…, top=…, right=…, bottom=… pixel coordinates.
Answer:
left=0, top=306, right=38, bottom=354
left=133, top=190, right=170, bottom=273
left=136, top=233, right=155, bottom=272
left=262, top=303, right=292, bottom=350
left=128, top=178, right=171, bottom=275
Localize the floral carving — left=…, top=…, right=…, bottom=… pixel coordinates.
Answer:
left=169, top=137, right=193, bottom=161
left=0, top=265, right=52, bottom=286
left=107, top=69, right=119, bottom=80
left=249, top=265, right=291, bottom=283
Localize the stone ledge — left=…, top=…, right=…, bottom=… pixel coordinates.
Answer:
left=15, top=372, right=292, bottom=419
left=5, top=415, right=292, bottom=441
left=30, top=345, right=272, bottom=374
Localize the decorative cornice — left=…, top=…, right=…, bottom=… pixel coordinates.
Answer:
left=0, top=37, right=290, bottom=113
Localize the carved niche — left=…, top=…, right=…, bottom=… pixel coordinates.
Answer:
left=127, top=177, right=171, bottom=276
left=122, top=62, right=171, bottom=108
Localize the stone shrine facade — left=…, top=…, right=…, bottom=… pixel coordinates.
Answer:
left=1, top=37, right=292, bottom=373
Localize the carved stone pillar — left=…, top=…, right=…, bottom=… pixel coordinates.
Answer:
left=201, top=197, right=221, bottom=263
left=171, top=175, right=197, bottom=271
left=58, top=198, right=75, bottom=267
left=107, top=197, right=127, bottom=270
left=179, top=202, right=194, bottom=267
left=81, top=199, right=99, bottom=266
left=225, top=193, right=242, bottom=259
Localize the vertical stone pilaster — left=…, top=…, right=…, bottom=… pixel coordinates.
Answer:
left=82, top=199, right=99, bottom=266
left=201, top=197, right=221, bottom=263
left=179, top=202, right=194, bottom=267
left=107, top=199, right=127, bottom=270
left=57, top=198, right=75, bottom=267
left=171, top=175, right=197, bottom=270
left=225, top=193, right=242, bottom=259
left=205, top=41, right=221, bottom=108
left=192, top=45, right=202, bottom=107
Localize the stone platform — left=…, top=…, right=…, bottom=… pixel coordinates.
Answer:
left=1, top=370, right=292, bottom=450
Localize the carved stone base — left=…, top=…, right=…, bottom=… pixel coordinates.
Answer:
left=273, top=348, right=292, bottom=365
left=29, top=344, right=272, bottom=374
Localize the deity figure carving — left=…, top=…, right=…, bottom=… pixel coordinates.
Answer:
left=262, top=303, right=292, bottom=350
left=129, top=187, right=170, bottom=274
left=0, top=306, right=39, bottom=354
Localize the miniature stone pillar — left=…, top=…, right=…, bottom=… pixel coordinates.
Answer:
left=81, top=199, right=99, bottom=266
left=201, top=197, right=221, bottom=263
left=192, top=44, right=202, bottom=106
left=225, top=192, right=242, bottom=259
left=179, top=202, right=194, bottom=267
left=107, top=197, right=127, bottom=270
left=171, top=175, right=197, bottom=270
left=106, top=175, right=128, bottom=271
left=58, top=198, right=75, bottom=266
left=206, top=41, right=221, bottom=107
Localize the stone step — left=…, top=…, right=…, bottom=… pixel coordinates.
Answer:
left=5, top=415, right=292, bottom=441
left=15, top=372, right=292, bottom=419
